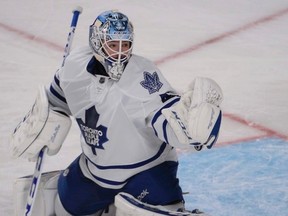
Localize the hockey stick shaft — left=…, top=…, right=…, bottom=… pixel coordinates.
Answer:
left=24, top=6, right=83, bottom=216
left=62, top=6, right=83, bottom=66
left=24, top=147, right=47, bottom=216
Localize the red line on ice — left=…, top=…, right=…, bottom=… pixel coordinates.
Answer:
left=1, top=7, right=288, bottom=143
left=154, top=7, right=288, bottom=143
left=154, top=7, right=288, bottom=65
left=0, top=22, right=63, bottom=52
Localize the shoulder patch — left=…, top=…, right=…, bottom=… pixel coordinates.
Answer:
left=140, top=71, right=163, bottom=94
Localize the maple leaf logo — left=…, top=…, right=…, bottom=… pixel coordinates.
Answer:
left=140, top=71, right=163, bottom=94
left=76, top=106, right=109, bottom=155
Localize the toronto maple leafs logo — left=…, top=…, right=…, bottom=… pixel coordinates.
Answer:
left=140, top=71, right=163, bottom=94
left=76, top=106, right=109, bottom=155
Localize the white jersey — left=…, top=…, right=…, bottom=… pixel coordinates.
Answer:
left=47, top=46, right=182, bottom=189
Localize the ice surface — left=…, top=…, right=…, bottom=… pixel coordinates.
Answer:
left=179, top=139, right=288, bottom=216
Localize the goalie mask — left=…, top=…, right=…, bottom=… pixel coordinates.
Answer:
left=89, top=10, right=134, bottom=80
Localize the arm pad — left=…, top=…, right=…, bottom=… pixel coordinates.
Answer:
left=10, top=86, right=72, bottom=160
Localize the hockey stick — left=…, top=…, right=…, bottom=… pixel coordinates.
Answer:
left=24, top=6, right=83, bottom=216
left=24, top=147, right=47, bottom=216
left=62, top=6, right=83, bottom=67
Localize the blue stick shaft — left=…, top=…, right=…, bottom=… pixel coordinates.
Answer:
left=71, top=10, right=81, bottom=27
left=24, top=147, right=47, bottom=216
left=62, top=7, right=83, bottom=66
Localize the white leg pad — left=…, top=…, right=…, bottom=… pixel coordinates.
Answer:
left=13, top=170, right=60, bottom=216
left=115, top=192, right=206, bottom=216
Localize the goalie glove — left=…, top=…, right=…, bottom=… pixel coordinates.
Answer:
left=10, top=86, right=72, bottom=161
left=162, top=77, right=223, bottom=149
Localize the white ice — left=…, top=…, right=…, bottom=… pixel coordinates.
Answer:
left=1, top=0, right=288, bottom=215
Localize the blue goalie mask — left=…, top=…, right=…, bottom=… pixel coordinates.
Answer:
left=89, top=10, right=134, bottom=80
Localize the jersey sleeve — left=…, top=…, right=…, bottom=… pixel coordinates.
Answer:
left=128, top=55, right=184, bottom=147
left=147, top=93, right=184, bottom=147
left=46, top=68, right=72, bottom=115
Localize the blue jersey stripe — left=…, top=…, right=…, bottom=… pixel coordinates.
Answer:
left=162, top=119, right=169, bottom=143
left=151, top=97, right=180, bottom=138
left=85, top=142, right=168, bottom=185
left=53, top=73, right=61, bottom=87
left=151, top=97, right=180, bottom=127
left=85, top=159, right=127, bottom=186
left=86, top=142, right=167, bottom=170
left=49, top=85, right=67, bottom=103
